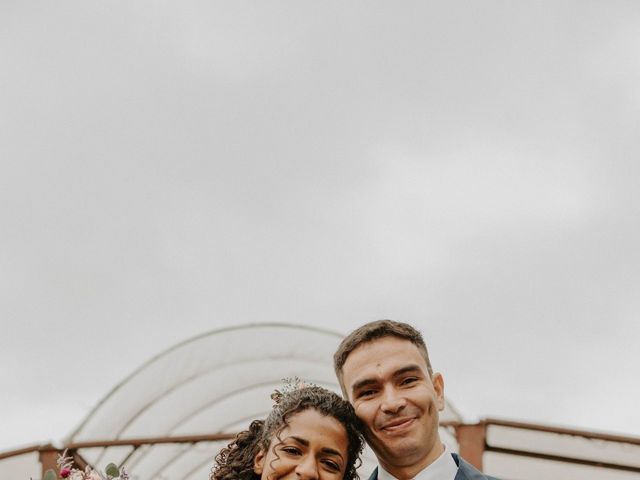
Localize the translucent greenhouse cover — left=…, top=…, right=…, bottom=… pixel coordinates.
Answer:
left=64, top=323, right=461, bottom=479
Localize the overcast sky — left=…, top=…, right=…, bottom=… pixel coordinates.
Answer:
left=2, top=1, right=640, bottom=453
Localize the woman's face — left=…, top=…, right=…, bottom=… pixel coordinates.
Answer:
left=253, top=409, right=349, bottom=480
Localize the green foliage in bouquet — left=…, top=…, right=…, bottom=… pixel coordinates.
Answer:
left=39, top=450, right=128, bottom=480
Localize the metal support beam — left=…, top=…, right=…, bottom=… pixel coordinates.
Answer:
left=65, top=432, right=237, bottom=449
left=38, top=446, right=61, bottom=478
left=454, top=422, right=487, bottom=471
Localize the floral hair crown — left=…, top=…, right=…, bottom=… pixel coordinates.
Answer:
left=270, top=376, right=316, bottom=406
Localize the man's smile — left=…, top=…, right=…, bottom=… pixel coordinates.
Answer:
left=379, top=417, right=417, bottom=434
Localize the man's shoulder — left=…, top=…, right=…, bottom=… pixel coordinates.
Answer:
left=452, top=453, right=500, bottom=480
left=366, top=456, right=500, bottom=480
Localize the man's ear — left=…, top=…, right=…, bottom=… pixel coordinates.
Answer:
left=253, top=448, right=265, bottom=476
left=432, top=372, right=445, bottom=411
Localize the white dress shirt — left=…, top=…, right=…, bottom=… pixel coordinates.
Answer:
left=376, top=444, right=458, bottom=480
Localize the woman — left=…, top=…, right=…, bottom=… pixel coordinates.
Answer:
left=212, top=385, right=364, bottom=480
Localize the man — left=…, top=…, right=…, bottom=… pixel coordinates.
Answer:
left=334, top=320, right=497, bottom=480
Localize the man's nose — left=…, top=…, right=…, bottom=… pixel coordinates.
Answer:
left=295, top=455, right=319, bottom=480
left=380, top=386, right=406, bottom=414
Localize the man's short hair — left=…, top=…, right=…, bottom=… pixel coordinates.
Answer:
left=334, top=319, right=434, bottom=392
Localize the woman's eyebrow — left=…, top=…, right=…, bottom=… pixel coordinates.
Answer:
left=287, top=437, right=344, bottom=460
left=320, top=447, right=344, bottom=459
left=288, top=436, right=309, bottom=446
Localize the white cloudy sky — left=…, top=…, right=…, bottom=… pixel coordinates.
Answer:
left=2, top=1, right=640, bottom=453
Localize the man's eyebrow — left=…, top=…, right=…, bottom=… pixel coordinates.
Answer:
left=350, top=365, right=425, bottom=394
left=392, top=364, right=423, bottom=377
left=351, top=377, right=378, bottom=394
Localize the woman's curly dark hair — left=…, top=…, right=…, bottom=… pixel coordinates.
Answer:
left=212, top=386, right=364, bottom=480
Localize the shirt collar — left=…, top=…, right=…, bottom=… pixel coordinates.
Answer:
left=377, top=444, right=458, bottom=480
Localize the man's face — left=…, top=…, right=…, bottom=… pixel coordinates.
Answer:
left=341, top=336, right=444, bottom=473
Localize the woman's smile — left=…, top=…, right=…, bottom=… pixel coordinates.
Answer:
left=254, top=409, right=349, bottom=480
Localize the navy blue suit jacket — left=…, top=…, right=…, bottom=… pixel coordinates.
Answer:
left=366, top=453, right=499, bottom=480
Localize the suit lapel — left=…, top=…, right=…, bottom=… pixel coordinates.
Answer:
left=452, top=454, right=468, bottom=480
left=366, top=455, right=491, bottom=480
left=452, top=453, right=490, bottom=480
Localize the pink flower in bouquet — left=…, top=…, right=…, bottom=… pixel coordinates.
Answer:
left=60, top=468, right=72, bottom=478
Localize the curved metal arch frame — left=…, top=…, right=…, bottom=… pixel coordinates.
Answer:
left=159, top=368, right=336, bottom=437
left=105, top=354, right=333, bottom=446
left=68, top=323, right=343, bottom=442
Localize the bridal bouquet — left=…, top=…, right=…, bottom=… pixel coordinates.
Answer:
left=41, top=450, right=128, bottom=480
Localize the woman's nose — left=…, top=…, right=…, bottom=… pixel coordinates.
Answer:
left=295, top=455, right=319, bottom=480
